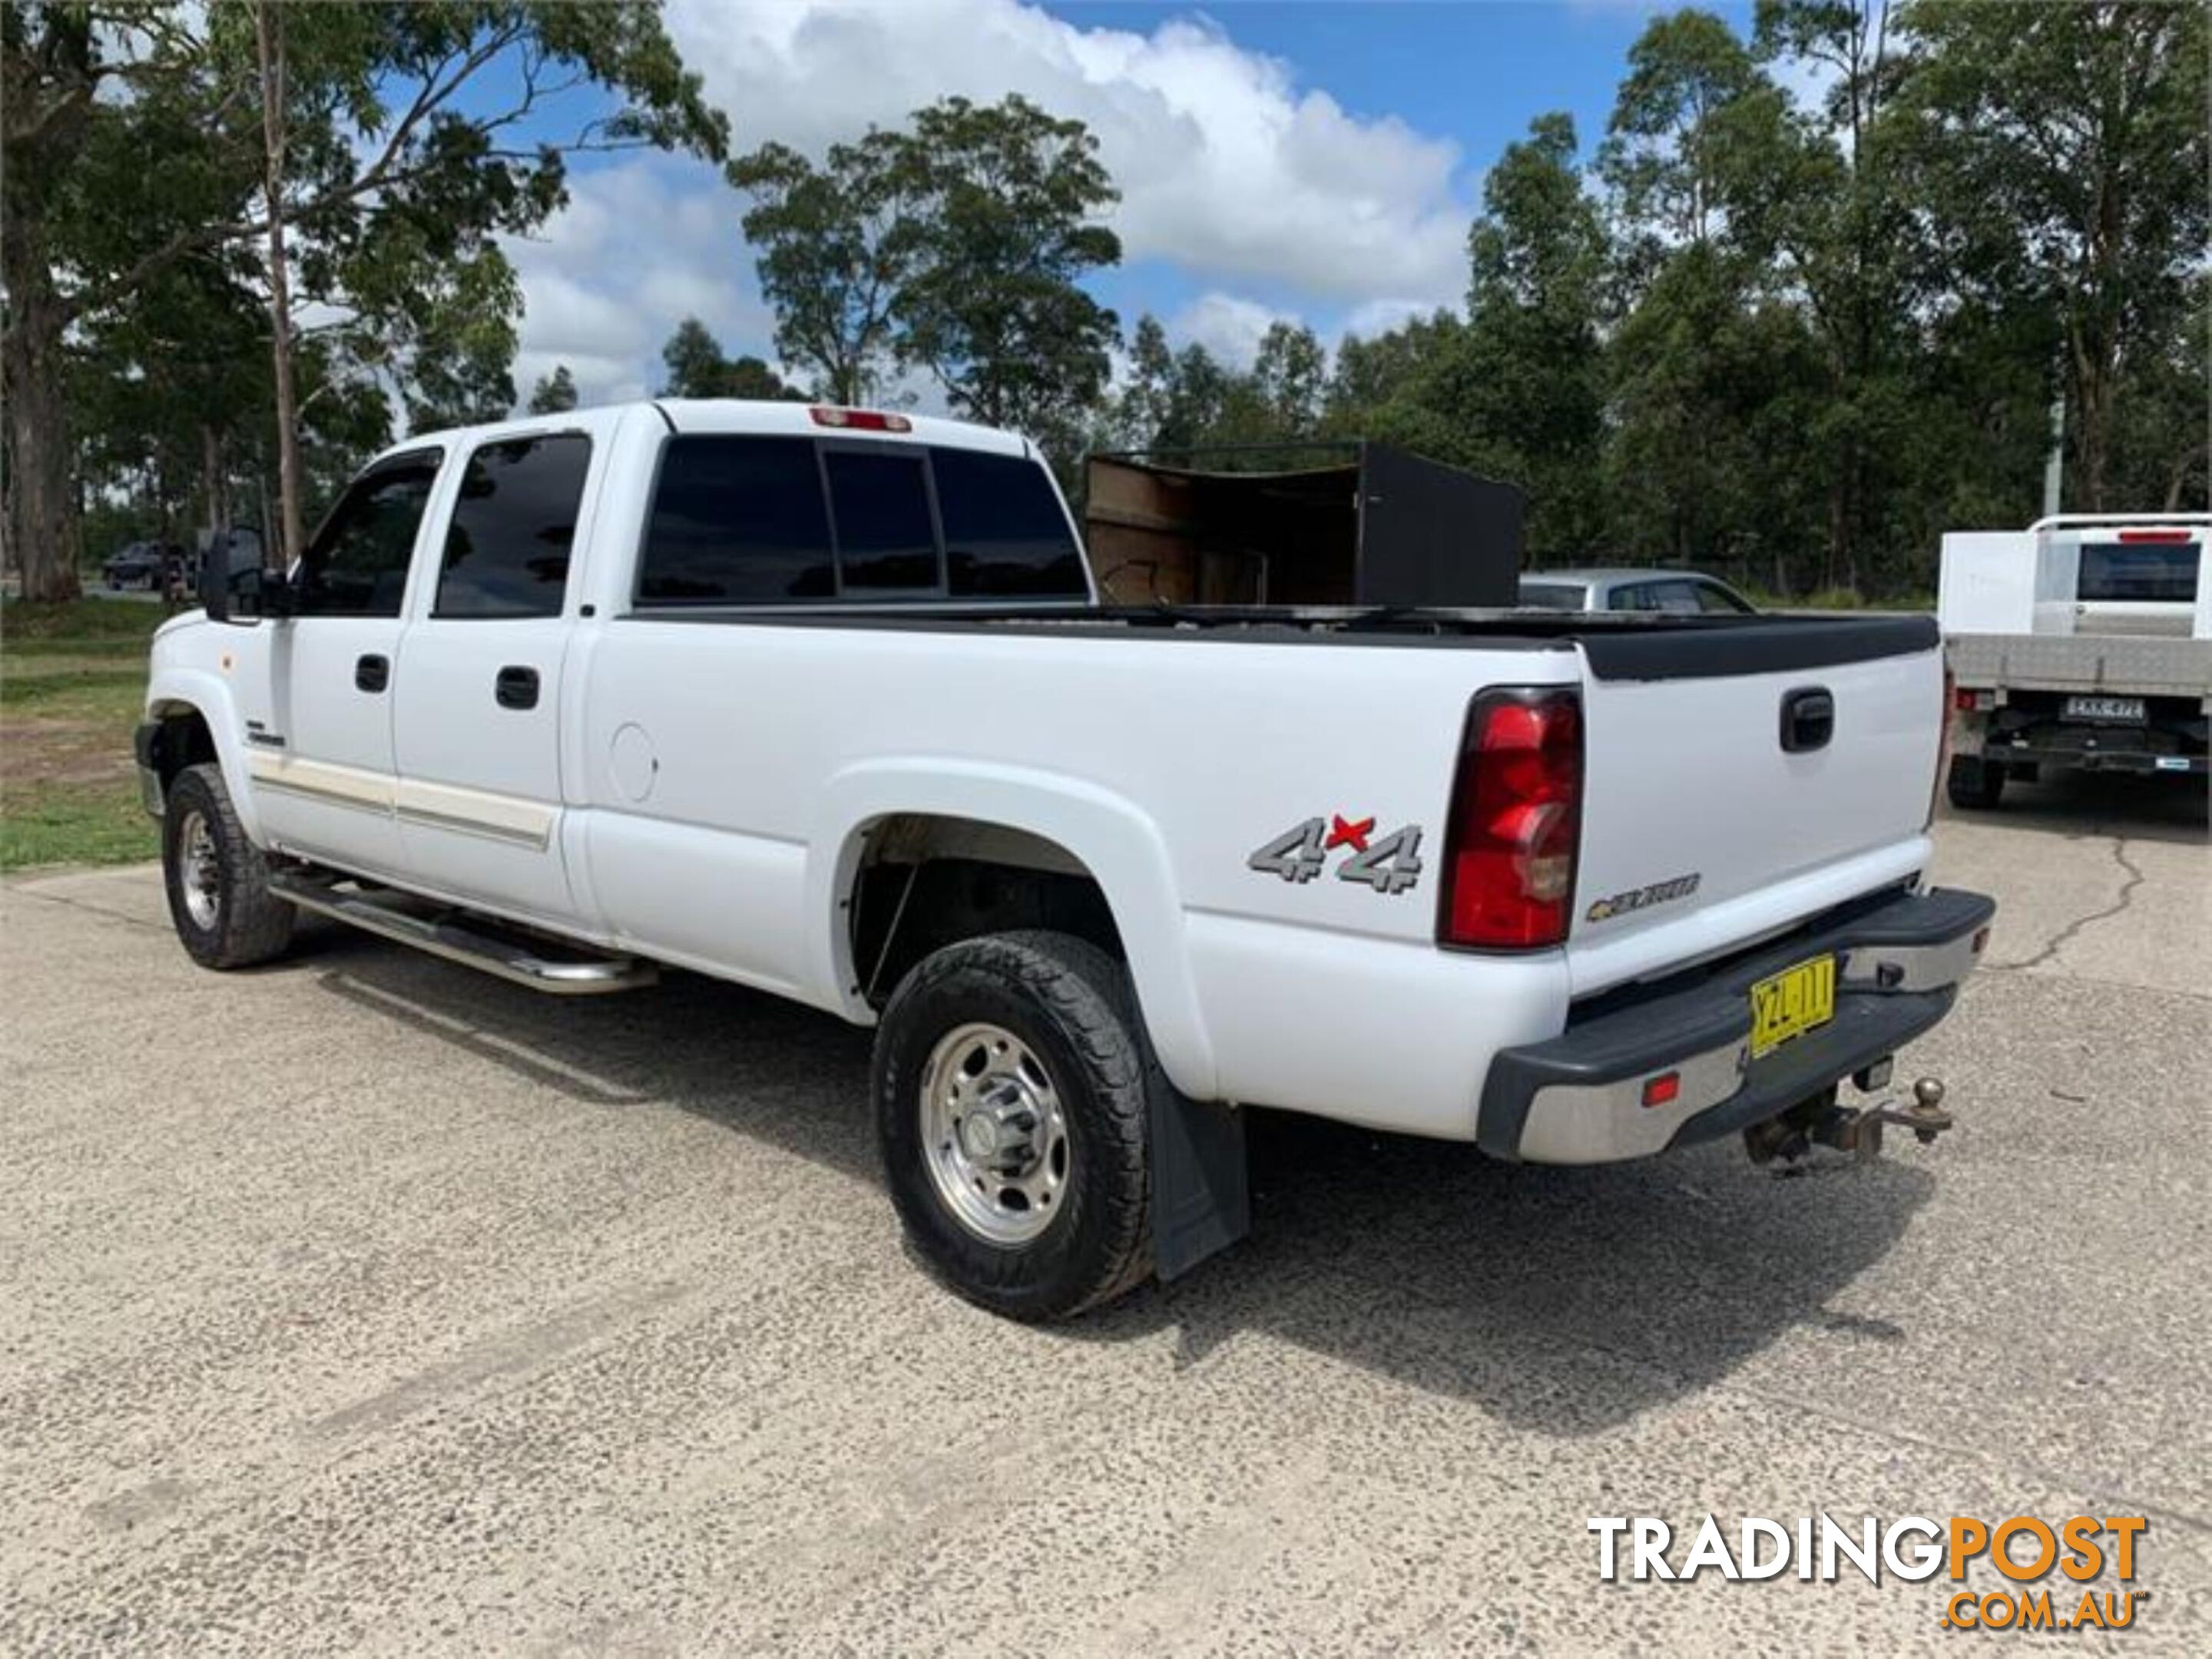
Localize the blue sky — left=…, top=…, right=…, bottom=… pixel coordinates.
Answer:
left=1044, top=1, right=1755, bottom=334
left=493, top=1, right=1757, bottom=409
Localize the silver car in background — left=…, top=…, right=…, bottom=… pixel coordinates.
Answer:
left=1519, top=568, right=1759, bottom=614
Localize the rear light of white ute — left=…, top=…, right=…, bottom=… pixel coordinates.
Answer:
left=1436, top=686, right=1583, bottom=950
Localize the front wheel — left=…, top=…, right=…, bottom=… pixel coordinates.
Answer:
left=161, top=762, right=296, bottom=969
left=873, top=931, right=1154, bottom=1321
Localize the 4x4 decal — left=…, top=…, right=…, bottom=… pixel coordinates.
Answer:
left=1248, top=815, right=1424, bottom=894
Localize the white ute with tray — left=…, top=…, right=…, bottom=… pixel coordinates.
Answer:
left=138, top=399, right=1995, bottom=1319
left=1939, top=513, right=2210, bottom=807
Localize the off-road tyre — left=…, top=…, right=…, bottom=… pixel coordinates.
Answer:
left=874, top=930, right=1155, bottom=1321
left=162, top=762, right=296, bottom=969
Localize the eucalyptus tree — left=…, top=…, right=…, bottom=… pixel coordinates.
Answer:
left=2, top=1, right=726, bottom=597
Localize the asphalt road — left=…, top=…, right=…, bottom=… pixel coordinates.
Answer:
left=2, top=774, right=2206, bottom=1654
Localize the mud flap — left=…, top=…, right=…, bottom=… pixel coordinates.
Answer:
left=1150, top=1090, right=1250, bottom=1281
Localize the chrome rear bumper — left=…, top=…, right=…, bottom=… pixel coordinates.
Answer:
left=1479, top=886, right=1996, bottom=1165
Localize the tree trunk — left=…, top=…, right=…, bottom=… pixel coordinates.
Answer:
left=200, top=424, right=229, bottom=545
left=1, top=171, right=80, bottom=600
left=1, top=263, right=81, bottom=601
left=256, top=1, right=306, bottom=565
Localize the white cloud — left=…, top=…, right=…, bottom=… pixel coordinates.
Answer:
left=1340, top=296, right=1447, bottom=343
left=1168, top=292, right=1291, bottom=369
left=500, top=160, right=773, bottom=409
left=664, top=0, right=1475, bottom=306
left=501, top=1, right=1487, bottom=415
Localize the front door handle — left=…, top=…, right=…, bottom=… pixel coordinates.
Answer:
left=495, top=665, right=541, bottom=710
left=355, top=654, right=389, bottom=694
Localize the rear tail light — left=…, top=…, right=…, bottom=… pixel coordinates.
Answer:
left=1437, top=687, right=1583, bottom=949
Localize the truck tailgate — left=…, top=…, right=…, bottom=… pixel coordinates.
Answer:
left=1566, top=619, right=1944, bottom=994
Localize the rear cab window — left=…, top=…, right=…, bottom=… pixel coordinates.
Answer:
left=635, top=434, right=1088, bottom=608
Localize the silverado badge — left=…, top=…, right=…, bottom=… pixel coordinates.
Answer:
left=1584, top=873, right=1701, bottom=924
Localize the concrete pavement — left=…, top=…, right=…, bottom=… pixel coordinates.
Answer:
left=2, top=773, right=2205, bottom=1654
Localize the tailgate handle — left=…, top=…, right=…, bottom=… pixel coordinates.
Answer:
left=1780, top=687, right=1834, bottom=753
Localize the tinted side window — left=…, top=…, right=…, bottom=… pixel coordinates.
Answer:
left=435, top=435, right=591, bottom=618
left=826, top=449, right=940, bottom=592
left=933, top=447, right=1087, bottom=598
left=639, top=436, right=834, bottom=604
left=296, top=455, right=442, bottom=618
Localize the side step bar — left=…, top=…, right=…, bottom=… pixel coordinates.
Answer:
left=269, top=869, right=657, bottom=995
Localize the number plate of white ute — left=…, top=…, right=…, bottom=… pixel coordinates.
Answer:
left=2065, top=695, right=2145, bottom=723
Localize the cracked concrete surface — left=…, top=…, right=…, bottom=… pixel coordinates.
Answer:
left=1, top=770, right=2205, bottom=1654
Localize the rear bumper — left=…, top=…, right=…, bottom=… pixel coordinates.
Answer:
left=1477, top=886, right=1996, bottom=1164
left=1985, top=726, right=2207, bottom=773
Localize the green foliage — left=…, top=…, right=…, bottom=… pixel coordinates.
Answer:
left=5, top=0, right=728, bottom=599
left=2, top=598, right=167, bottom=645
left=1302, top=114, right=1611, bottom=560
left=0, top=601, right=164, bottom=869
left=16, top=1, right=2207, bottom=617
left=892, top=95, right=1121, bottom=452
left=1134, top=3, right=2204, bottom=598
left=528, top=363, right=581, bottom=415
left=657, top=318, right=802, bottom=401
left=731, top=94, right=1121, bottom=460
left=1895, top=0, right=2209, bottom=512
left=728, top=131, right=915, bottom=405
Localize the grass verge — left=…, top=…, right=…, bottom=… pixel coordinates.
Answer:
left=1, top=598, right=167, bottom=872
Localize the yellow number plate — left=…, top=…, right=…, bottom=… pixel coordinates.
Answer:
left=1749, top=955, right=1837, bottom=1058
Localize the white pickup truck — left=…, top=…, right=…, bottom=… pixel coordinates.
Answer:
left=138, top=400, right=1995, bottom=1319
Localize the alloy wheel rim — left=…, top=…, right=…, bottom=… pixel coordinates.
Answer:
left=919, top=1022, right=1070, bottom=1246
left=178, top=810, right=221, bottom=930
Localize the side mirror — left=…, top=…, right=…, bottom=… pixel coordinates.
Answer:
left=197, top=540, right=286, bottom=624
left=199, top=543, right=231, bottom=623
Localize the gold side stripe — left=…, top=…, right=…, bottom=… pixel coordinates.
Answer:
left=249, top=754, right=553, bottom=849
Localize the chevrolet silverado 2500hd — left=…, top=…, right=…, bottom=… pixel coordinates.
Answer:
left=138, top=399, right=1995, bottom=1320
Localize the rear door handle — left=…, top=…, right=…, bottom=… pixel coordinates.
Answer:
left=354, top=654, right=389, bottom=694
left=495, top=665, right=541, bottom=710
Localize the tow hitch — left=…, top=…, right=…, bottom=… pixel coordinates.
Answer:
left=1745, top=1076, right=1953, bottom=1167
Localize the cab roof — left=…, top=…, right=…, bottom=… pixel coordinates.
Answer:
left=375, top=399, right=1035, bottom=469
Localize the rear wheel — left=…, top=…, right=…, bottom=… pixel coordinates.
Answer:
left=162, top=763, right=296, bottom=969
left=1946, top=754, right=2006, bottom=811
left=873, top=931, right=1154, bottom=1321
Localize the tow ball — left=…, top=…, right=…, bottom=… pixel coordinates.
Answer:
left=1745, top=1077, right=1953, bottom=1166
